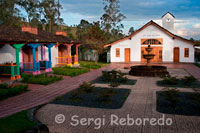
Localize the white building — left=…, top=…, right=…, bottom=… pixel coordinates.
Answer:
left=105, top=12, right=195, bottom=63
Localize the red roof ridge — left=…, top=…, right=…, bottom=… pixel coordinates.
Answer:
left=104, top=20, right=194, bottom=48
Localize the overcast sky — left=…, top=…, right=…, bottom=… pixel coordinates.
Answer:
left=59, top=0, right=200, bottom=39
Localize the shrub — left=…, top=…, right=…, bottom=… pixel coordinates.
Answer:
left=109, top=82, right=120, bottom=89
left=182, top=76, right=196, bottom=86
left=163, top=88, right=180, bottom=108
left=102, top=70, right=128, bottom=83
left=162, top=77, right=179, bottom=85
left=79, top=82, right=95, bottom=93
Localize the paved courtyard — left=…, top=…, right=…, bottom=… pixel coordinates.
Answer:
left=36, top=64, right=200, bottom=133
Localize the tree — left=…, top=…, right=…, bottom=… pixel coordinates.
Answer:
left=76, top=19, right=91, bottom=41
left=40, top=0, right=63, bottom=32
left=83, top=22, right=107, bottom=64
left=190, top=38, right=195, bottom=42
left=128, top=27, right=135, bottom=35
left=100, top=0, right=126, bottom=33
left=18, top=0, right=41, bottom=26
left=0, top=0, right=22, bottom=26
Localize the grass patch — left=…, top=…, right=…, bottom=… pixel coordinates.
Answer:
left=21, top=74, right=63, bottom=85
left=0, top=110, right=37, bottom=133
left=157, top=91, right=200, bottom=116
left=0, top=84, right=28, bottom=100
left=80, top=61, right=108, bottom=69
left=157, top=76, right=200, bottom=88
left=195, top=63, right=200, bottom=68
left=53, top=66, right=90, bottom=77
left=52, top=82, right=130, bottom=109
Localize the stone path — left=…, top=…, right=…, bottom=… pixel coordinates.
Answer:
left=0, top=64, right=118, bottom=118
left=36, top=75, right=200, bottom=133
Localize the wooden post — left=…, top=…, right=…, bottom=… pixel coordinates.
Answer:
left=10, top=62, right=15, bottom=80
left=13, top=44, right=25, bottom=79
left=27, top=44, right=41, bottom=75
left=74, top=44, right=81, bottom=65
left=67, top=44, right=73, bottom=67
left=45, top=44, right=55, bottom=72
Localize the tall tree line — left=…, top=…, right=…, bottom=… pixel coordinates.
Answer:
left=0, top=0, right=63, bottom=33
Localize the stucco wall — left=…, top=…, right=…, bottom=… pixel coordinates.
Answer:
left=110, top=24, right=194, bottom=63
left=174, top=39, right=194, bottom=63
left=0, top=45, right=16, bottom=64
left=51, top=46, right=58, bottom=67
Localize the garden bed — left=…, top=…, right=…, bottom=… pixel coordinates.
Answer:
left=157, top=91, right=200, bottom=116
left=0, top=84, right=28, bottom=100
left=21, top=74, right=63, bottom=85
left=53, top=66, right=90, bottom=77
left=52, top=87, right=130, bottom=109
left=157, top=76, right=200, bottom=88
left=92, top=77, right=136, bottom=85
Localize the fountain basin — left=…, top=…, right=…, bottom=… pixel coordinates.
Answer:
left=129, top=65, right=169, bottom=77
left=143, top=54, right=155, bottom=59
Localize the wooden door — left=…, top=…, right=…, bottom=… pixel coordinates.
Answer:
left=174, top=47, right=179, bottom=63
left=125, top=48, right=130, bottom=62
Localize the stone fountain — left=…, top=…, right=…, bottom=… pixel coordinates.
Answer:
left=143, top=44, right=155, bottom=66
left=129, top=44, right=169, bottom=77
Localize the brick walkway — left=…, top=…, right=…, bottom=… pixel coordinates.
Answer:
left=0, top=64, right=118, bottom=118
left=0, top=63, right=200, bottom=119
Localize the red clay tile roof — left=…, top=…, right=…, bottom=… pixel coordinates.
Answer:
left=104, top=20, right=194, bottom=47
left=0, top=25, right=81, bottom=44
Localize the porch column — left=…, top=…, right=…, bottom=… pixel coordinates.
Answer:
left=13, top=44, right=25, bottom=79
left=27, top=44, right=40, bottom=75
left=74, top=44, right=81, bottom=65
left=67, top=44, right=73, bottom=67
left=45, top=44, right=55, bottom=72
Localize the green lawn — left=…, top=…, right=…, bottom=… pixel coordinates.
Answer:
left=53, top=66, right=90, bottom=77
left=0, top=84, right=28, bottom=100
left=80, top=61, right=108, bottom=69
left=21, top=74, right=63, bottom=85
left=0, top=110, right=37, bottom=133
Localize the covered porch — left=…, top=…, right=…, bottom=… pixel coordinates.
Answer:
left=21, top=43, right=55, bottom=75
left=55, top=43, right=81, bottom=66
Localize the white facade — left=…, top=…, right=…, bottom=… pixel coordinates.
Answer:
left=109, top=24, right=194, bottom=63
